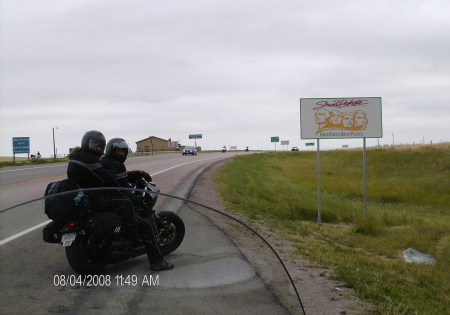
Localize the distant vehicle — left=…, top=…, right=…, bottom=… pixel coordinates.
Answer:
left=182, top=146, right=197, bottom=155
left=291, top=147, right=299, bottom=151
left=175, top=147, right=181, bottom=151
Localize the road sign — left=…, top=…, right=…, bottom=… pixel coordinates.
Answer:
left=189, top=134, right=202, bottom=139
left=299, top=97, right=381, bottom=224
left=271, top=137, right=279, bottom=142
left=281, top=140, right=289, bottom=145
left=305, top=142, right=315, bottom=146
left=13, top=137, right=30, bottom=154
left=300, top=97, right=382, bottom=139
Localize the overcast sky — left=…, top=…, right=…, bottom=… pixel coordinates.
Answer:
left=1, top=0, right=449, bottom=157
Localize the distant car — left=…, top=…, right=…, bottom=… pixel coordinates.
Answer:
left=175, top=147, right=181, bottom=151
left=182, top=146, right=197, bottom=155
left=291, top=147, right=299, bottom=151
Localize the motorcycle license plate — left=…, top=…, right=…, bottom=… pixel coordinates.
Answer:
left=61, top=233, right=76, bottom=247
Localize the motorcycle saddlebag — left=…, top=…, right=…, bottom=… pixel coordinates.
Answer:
left=86, top=212, right=123, bottom=238
left=43, top=221, right=62, bottom=243
left=44, top=178, right=80, bottom=224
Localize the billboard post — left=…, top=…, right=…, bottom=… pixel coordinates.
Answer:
left=317, top=139, right=321, bottom=224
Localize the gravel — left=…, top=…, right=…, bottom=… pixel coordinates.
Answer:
left=188, top=160, right=368, bottom=315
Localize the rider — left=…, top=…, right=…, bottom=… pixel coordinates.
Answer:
left=67, top=130, right=119, bottom=210
left=101, top=138, right=174, bottom=271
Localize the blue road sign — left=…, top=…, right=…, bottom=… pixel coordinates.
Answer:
left=13, top=137, right=30, bottom=153
left=189, top=134, right=202, bottom=139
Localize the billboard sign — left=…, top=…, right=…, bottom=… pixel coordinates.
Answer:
left=189, top=134, right=202, bottom=139
left=13, top=137, right=30, bottom=154
left=300, top=98, right=382, bottom=139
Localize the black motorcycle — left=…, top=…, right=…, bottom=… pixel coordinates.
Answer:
left=43, top=178, right=185, bottom=275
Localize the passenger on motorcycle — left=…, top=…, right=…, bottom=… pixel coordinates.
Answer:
left=101, top=137, right=174, bottom=271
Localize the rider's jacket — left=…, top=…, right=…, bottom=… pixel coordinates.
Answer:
left=67, top=148, right=117, bottom=188
left=100, top=155, right=130, bottom=188
left=100, top=155, right=152, bottom=208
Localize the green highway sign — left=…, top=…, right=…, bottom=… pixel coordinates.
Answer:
left=305, top=142, right=315, bottom=146
left=271, top=137, right=279, bottom=142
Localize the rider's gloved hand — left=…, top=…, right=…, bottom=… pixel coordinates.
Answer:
left=128, top=170, right=142, bottom=183
left=128, top=170, right=152, bottom=183
left=141, top=171, right=152, bottom=182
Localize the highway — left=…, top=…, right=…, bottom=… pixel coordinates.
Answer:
left=0, top=152, right=294, bottom=314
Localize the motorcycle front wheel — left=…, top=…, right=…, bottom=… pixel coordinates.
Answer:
left=157, top=211, right=185, bottom=255
left=65, top=235, right=107, bottom=275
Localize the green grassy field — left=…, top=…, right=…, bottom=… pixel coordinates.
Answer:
left=213, top=143, right=450, bottom=315
left=0, top=157, right=68, bottom=167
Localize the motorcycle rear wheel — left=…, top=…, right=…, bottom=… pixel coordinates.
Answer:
left=65, top=235, right=107, bottom=275
left=157, top=211, right=185, bottom=255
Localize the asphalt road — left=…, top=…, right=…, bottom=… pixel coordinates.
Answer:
left=0, top=152, right=292, bottom=314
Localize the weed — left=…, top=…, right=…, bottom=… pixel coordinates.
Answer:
left=214, top=144, right=450, bottom=314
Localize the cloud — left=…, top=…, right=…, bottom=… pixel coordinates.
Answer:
left=1, top=0, right=449, bottom=156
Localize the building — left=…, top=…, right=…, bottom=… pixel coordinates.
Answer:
left=135, top=136, right=179, bottom=153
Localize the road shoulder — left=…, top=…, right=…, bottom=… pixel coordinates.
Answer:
left=188, top=159, right=367, bottom=315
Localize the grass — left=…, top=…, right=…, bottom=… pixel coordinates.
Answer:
left=0, top=157, right=69, bottom=167
left=213, top=143, right=450, bottom=315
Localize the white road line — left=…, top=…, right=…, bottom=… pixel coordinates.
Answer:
left=151, top=155, right=227, bottom=176
left=0, top=220, right=52, bottom=246
left=0, top=154, right=231, bottom=246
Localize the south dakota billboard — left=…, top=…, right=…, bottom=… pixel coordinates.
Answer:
left=300, top=97, right=382, bottom=139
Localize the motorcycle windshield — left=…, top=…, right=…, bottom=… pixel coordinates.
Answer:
left=0, top=187, right=310, bottom=315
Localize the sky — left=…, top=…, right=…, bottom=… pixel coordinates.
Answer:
left=1, top=0, right=449, bottom=157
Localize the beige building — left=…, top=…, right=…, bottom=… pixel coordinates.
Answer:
left=135, top=136, right=179, bottom=153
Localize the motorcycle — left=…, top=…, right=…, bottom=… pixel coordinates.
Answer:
left=43, top=178, right=185, bottom=275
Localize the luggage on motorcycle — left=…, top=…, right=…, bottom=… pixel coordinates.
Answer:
left=86, top=212, right=122, bottom=238
left=43, top=221, right=62, bottom=243
left=44, top=178, right=80, bottom=223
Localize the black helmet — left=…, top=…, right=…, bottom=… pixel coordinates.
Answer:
left=81, top=130, right=106, bottom=157
left=105, top=138, right=129, bottom=163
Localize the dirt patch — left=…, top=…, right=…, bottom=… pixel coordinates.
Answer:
left=188, top=160, right=368, bottom=315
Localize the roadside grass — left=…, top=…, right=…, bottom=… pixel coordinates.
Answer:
left=0, top=157, right=68, bottom=168
left=213, top=144, right=450, bottom=315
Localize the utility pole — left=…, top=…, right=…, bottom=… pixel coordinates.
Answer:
left=52, top=127, right=58, bottom=158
